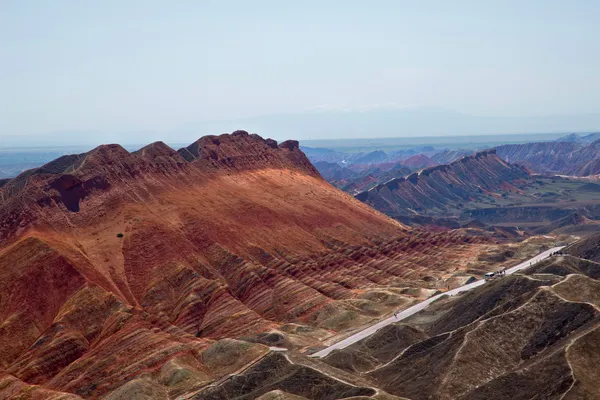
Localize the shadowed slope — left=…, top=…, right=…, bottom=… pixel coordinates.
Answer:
left=356, top=150, right=530, bottom=218
left=366, top=281, right=597, bottom=399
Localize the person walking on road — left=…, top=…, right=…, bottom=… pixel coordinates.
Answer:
left=394, top=312, right=398, bottom=319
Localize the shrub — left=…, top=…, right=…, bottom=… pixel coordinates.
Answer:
left=116, top=233, right=124, bottom=238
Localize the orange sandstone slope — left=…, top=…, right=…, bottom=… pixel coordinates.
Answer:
left=0, top=131, right=484, bottom=398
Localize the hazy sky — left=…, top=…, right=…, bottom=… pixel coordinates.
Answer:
left=2, top=0, right=599, bottom=140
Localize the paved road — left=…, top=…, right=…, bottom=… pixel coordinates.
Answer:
left=310, top=246, right=565, bottom=358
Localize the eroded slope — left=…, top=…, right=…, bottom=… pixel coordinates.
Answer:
left=0, top=131, right=492, bottom=398
left=321, top=246, right=600, bottom=400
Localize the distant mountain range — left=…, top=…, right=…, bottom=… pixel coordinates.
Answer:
left=3, top=108, right=600, bottom=147
left=355, top=150, right=530, bottom=219
left=302, top=145, right=438, bottom=165
left=305, top=130, right=600, bottom=185
left=314, top=160, right=412, bottom=194
left=337, top=149, right=600, bottom=235
left=555, top=132, right=600, bottom=143
left=177, top=108, right=600, bottom=140
left=496, top=139, right=600, bottom=176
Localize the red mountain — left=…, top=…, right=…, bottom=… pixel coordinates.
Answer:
left=0, top=131, right=487, bottom=398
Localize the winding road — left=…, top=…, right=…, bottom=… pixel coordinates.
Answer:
left=310, top=246, right=565, bottom=358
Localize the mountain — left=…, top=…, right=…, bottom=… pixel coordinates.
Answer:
left=314, top=160, right=412, bottom=195
left=495, top=140, right=600, bottom=176
left=5, top=109, right=600, bottom=148
left=402, top=154, right=437, bottom=170
left=312, top=160, right=349, bottom=180
left=495, top=141, right=581, bottom=174
left=338, top=165, right=413, bottom=195
left=302, top=147, right=397, bottom=166
left=352, top=150, right=600, bottom=234
left=555, top=133, right=582, bottom=142
left=297, top=146, right=349, bottom=164
left=581, top=132, right=600, bottom=143
left=0, top=131, right=494, bottom=399
left=556, top=132, right=600, bottom=143
left=431, top=149, right=475, bottom=164
left=356, top=150, right=530, bottom=219
left=353, top=150, right=388, bottom=165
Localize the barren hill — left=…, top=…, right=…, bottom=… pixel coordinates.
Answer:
left=0, top=131, right=495, bottom=399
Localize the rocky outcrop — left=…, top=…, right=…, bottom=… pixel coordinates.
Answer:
left=496, top=141, right=581, bottom=174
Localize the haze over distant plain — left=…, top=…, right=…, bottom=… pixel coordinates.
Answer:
left=1, top=0, right=599, bottom=146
